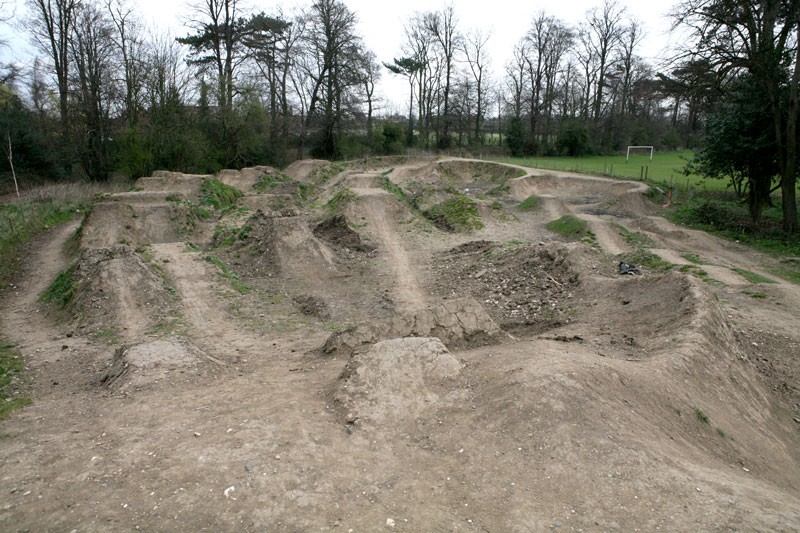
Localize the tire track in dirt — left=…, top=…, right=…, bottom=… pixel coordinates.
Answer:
left=352, top=186, right=429, bottom=314
left=149, top=242, right=256, bottom=362
left=1, top=221, right=79, bottom=352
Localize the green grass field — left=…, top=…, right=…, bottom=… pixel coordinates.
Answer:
left=490, top=150, right=733, bottom=192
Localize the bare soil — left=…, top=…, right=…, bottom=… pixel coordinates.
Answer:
left=1, top=158, right=799, bottom=532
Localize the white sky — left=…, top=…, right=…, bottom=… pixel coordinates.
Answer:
left=2, top=0, right=682, bottom=111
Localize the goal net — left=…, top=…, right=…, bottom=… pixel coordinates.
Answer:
left=626, top=145, right=654, bottom=161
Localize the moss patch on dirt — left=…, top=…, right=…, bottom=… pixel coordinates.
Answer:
left=546, top=215, right=590, bottom=239
left=424, top=195, right=483, bottom=232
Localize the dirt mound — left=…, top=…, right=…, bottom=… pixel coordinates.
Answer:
left=329, top=337, right=463, bottom=428
left=435, top=159, right=525, bottom=184
left=137, top=172, right=209, bottom=201
left=432, top=241, right=580, bottom=334
left=293, top=294, right=330, bottom=319
left=100, top=339, right=199, bottom=390
left=80, top=196, right=189, bottom=249
left=282, top=159, right=330, bottom=181
left=546, top=270, right=699, bottom=359
left=218, top=166, right=279, bottom=191
left=593, top=190, right=660, bottom=218
left=215, top=210, right=282, bottom=279
left=322, top=297, right=506, bottom=355
left=238, top=194, right=296, bottom=212
left=71, top=245, right=177, bottom=338
left=4, top=157, right=800, bottom=532
left=312, top=214, right=375, bottom=253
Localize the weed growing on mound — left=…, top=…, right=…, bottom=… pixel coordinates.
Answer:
left=213, top=224, right=253, bottom=248
left=425, top=196, right=483, bottom=231
left=744, top=291, right=768, bottom=299
left=326, top=188, right=357, bottom=213
left=311, top=162, right=346, bottom=184
left=381, top=173, right=407, bottom=203
left=681, top=253, right=706, bottom=264
left=516, top=195, right=541, bottom=212
left=253, top=171, right=292, bottom=193
left=205, top=255, right=249, bottom=294
left=200, top=178, right=243, bottom=211
left=694, top=406, right=710, bottom=425
left=0, top=337, right=31, bottom=419
left=41, top=264, right=78, bottom=309
left=679, top=264, right=717, bottom=284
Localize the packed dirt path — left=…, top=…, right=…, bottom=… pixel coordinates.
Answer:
left=349, top=180, right=429, bottom=314
left=1, top=157, right=799, bottom=531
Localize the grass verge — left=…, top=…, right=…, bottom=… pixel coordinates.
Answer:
left=0, top=337, right=31, bottom=419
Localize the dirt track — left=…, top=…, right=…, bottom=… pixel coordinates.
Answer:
left=1, top=157, right=799, bottom=531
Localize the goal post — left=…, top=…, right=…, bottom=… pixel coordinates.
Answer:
left=626, top=145, right=654, bottom=161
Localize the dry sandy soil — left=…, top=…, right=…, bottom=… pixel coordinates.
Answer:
left=1, top=157, right=799, bottom=532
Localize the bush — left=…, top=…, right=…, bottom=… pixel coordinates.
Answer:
left=557, top=120, right=591, bottom=156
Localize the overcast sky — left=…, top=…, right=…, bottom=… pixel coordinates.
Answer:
left=3, top=0, right=682, bottom=111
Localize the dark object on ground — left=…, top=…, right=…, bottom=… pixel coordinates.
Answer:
left=619, top=262, right=640, bottom=275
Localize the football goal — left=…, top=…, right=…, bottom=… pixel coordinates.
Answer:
left=626, top=145, right=654, bottom=161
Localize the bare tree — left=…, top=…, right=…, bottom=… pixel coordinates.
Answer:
left=385, top=56, right=424, bottom=145
left=398, top=13, right=435, bottom=147
left=423, top=4, right=461, bottom=148
left=585, top=0, right=626, bottom=121
left=616, top=18, right=645, bottom=117
left=295, top=0, right=365, bottom=158
left=357, top=50, right=380, bottom=145
left=25, top=0, right=81, bottom=160
left=505, top=42, right=528, bottom=120
left=70, top=2, right=117, bottom=180
left=107, top=0, right=146, bottom=128
left=463, top=28, right=490, bottom=144
left=178, top=0, right=246, bottom=111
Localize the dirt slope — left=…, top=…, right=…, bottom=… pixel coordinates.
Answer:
left=1, top=157, right=799, bottom=532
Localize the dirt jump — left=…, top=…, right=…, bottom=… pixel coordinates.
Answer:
left=1, top=157, right=799, bottom=531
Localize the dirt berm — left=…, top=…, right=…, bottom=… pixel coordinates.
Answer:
left=0, top=157, right=798, bottom=532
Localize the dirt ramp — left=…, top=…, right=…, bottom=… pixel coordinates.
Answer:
left=593, top=189, right=660, bottom=218
left=81, top=197, right=187, bottom=249
left=313, top=214, right=375, bottom=252
left=215, top=210, right=282, bottom=279
left=218, top=166, right=278, bottom=191
left=329, top=337, right=463, bottom=428
left=238, top=194, right=296, bottom=212
left=555, top=271, right=698, bottom=359
left=322, top=297, right=507, bottom=356
left=100, top=339, right=200, bottom=391
left=282, top=159, right=330, bottom=181
left=71, top=245, right=176, bottom=338
left=137, top=172, right=209, bottom=201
